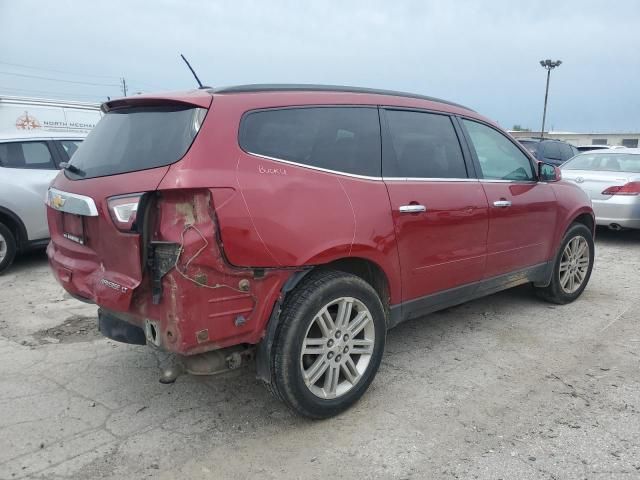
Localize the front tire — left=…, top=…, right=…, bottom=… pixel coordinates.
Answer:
left=535, top=223, right=594, bottom=304
left=0, top=223, right=17, bottom=275
left=270, top=270, right=386, bottom=419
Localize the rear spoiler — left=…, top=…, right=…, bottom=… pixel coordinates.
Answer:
left=102, top=91, right=213, bottom=113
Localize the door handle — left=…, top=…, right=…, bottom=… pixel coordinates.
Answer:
left=493, top=200, right=512, bottom=208
left=399, top=204, right=427, bottom=213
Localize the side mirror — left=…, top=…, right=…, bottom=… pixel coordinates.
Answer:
left=538, top=162, right=561, bottom=182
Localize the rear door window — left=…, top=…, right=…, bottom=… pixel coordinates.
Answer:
left=0, top=141, right=56, bottom=169
left=463, top=120, right=535, bottom=181
left=239, top=107, right=381, bottom=177
left=382, top=109, right=467, bottom=178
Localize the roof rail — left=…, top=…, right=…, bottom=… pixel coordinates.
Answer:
left=209, top=84, right=474, bottom=111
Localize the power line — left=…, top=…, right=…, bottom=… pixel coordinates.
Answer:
left=0, top=60, right=121, bottom=80
left=128, top=80, right=167, bottom=91
left=0, top=71, right=120, bottom=87
left=0, top=85, right=107, bottom=100
left=0, top=61, right=168, bottom=92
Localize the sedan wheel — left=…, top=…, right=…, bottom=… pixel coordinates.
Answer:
left=0, top=223, right=17, bottom=275
left=0, top=232, right=7, bottom=263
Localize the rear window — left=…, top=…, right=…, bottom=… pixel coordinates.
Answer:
left=0, top=141, right=56, bottom=169
left=519, top=141, right=539, bottom=155
left=66, top=105, right=206, bottom=179
left=563, top=153, right=640, bottom=173
left=558, top=143, right=575, bottom=161
left=542, top=142, right=561, bottom=160
left=239, top=107, right=381, bottom=177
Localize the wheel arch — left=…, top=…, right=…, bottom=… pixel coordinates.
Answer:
left=314, top=257, right=391, bottom=314
left=256, top=256, right=393, bottom=385
left=571, top=211, right=595, bottom=236
left=538, top=207, right=595, bottom=288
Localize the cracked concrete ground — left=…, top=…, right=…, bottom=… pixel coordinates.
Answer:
left=0, top=228, right=639, bottom=479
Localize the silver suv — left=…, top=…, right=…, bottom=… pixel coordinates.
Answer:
left=0, top=132, right=83, bottom=273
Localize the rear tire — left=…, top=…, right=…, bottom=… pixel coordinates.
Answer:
left=270, top=270, right=386, bottom=419
left=535, top=223, right=594, bottom=304
left=0, top=223, right=17, bottom=275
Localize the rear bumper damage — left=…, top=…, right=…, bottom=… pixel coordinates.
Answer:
left=98, top=308, right=146, bottom=345
left=47, top=189, right=296, bottom=356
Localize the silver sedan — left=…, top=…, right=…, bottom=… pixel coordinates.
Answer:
left=561, top=149, right=640, bottom=230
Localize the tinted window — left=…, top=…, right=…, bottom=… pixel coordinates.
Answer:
left=558, top=143, right=574, bottom=161
left=542, top=142, right=561, bottom=160
left=383, top=110, right=467, bottom=178
left=67, top=106, right=206, bottom=179
left=463, top=120, right=534, bottom=181
left=519, top=140, right=539, bottom=156
left=0, top=141, right=55, bottom=169
left=240, top=107, right=380, bottom=176
left=59, top=140, right=82, bottom=159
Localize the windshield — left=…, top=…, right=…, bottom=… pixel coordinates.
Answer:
left=562, top=153, right=640, bottom=173
left=66, top=105, right=206, bottom=179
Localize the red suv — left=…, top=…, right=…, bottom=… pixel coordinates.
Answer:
left=46, top=85, right=595, bottom=418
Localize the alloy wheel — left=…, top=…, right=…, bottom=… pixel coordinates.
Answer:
left=0, top=232, right=7, bottom=263
left=559, top=236, right=590, bottom=294
left=300, top=297, right=375, bottom=399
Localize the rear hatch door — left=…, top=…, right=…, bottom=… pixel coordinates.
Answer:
left=47, top=94, right=211, bottom=309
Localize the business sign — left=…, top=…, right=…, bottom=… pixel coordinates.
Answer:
left=1, top=103, right=101, bottom=134
left=14, top=110, right=98, bottom=132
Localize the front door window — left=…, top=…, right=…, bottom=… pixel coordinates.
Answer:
left=462, top=120, right=534, bottom=181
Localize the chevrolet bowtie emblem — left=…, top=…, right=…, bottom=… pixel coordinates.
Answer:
left=51, top=194, right=66, bottom=210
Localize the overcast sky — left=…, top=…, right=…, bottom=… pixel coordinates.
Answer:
left=1, top=0, right=639, bottom=132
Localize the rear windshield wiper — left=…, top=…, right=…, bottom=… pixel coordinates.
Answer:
left=60, top=162, right=86, bottom=177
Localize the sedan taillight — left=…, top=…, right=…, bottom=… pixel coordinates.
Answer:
left=107, top=193, right=144, bottom=231
left=601, top=182, right=640, bottom=196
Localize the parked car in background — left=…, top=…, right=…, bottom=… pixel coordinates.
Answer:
left=562, top=149, right=640, bottom=230
left=46, top=85, right=595, bottom=418
left=517, top=137, right=579, bottom=166
left=576, top=145, right=627, bottom=152
left=0, top=132, right=83, bottom=273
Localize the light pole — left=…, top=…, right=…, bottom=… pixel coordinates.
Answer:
left=539, top=59, right=562, bottom=138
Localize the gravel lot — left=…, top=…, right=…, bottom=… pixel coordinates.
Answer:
left=0, top=228, right=638, bottom=480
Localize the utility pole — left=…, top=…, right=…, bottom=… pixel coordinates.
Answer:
left=121, top=77, right=128, bottom=97
left=539, top=59, right=562, bottom=138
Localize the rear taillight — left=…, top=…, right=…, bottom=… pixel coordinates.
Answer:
left=601, top=182, right=640, bottom=196
left=107, top=193, right=144, bottom=231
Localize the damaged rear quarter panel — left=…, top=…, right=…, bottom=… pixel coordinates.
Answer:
left=130, top=189, right=292, bottom=355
